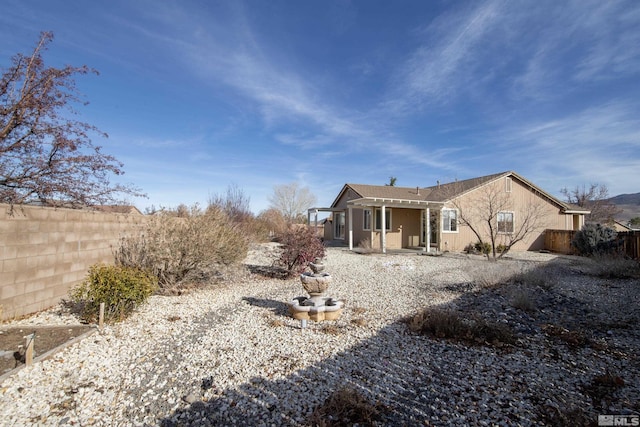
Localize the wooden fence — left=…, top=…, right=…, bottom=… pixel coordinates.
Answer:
left=618, top=231, right=640, bottom=260
left=544, top=230, right=577, bottom=255
left=544, top=229, right=640, bottom=259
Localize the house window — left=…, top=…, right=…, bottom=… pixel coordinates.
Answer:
left=442, top=209, right=458, bottom=232
left=374, top=208, right=391, bottom=231
left=505, top=177, right=512, bottom=193
left=363, top=209, right=372, bottom=230
left=498, top=211, right=514, bottom=233
left=334, top=212, right=345, bottom=239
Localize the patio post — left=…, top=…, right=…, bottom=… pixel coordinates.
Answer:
left=381, top=204, right=387, bottom=254
left=348, top=206, right=353, bottom=250
left=426, top=207, right=431, bottom=253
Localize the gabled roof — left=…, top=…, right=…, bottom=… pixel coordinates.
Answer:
left=331, top=171, right=590, bottom=214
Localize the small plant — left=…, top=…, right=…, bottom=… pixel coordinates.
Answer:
left=320, top=324, right=342, bottom=335
left=275, top=225, right=325, bottom=277
left=167, top=315, right=181, bottom=322
left=356, top=238, right=377, bottom=254
left=351, top=318, right=367, bottom=327
left=309, top=386, right=383, bottom=426
left=474, top=241, right=491, bottom=255
left=583, top=371, right=625, bottom=410
left=70, top=264, right=157, bottom=323
left=542, top=324, right=588, bottom=347
left=268, top=318, right=285, bottom=327
left=352, top=306, right=367, bottom=315
left=496, top=244, right=507, bottom=253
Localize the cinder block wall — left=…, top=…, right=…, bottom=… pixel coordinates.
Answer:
left=0, top=204, right=144, bottom=321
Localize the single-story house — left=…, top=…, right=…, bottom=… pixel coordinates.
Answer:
left=309, top=171, right=590, bottom=253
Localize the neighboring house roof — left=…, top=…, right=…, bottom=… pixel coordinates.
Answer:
left=613, top=220, right=633, bottom=231
left=332, top=171, right=591, bottom=214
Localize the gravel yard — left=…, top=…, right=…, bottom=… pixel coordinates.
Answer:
left=0, top=244, right=638, bottom=426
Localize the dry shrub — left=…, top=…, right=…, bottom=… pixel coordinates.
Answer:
left=115, top=204, right=248, bottom=293
left=542, top=324, right=588, bottom=347
left=537, top=404, right=593, bottom=427
left=511, top=265, right=556, bottom=290
left=268, top=318, right=285, bottom=327
left=356, top=238, right=377, bottom=254
left=308, top=386, right=383, bottom=426
left=320, top=324, right=342, bottom=335
left=467, top=262, right=519, bottom=288
left=510, top=288, right=537, bottom=312
left=588, top=254, right=640, bottom=279
left=351, top=318, right=367, bottom=327
left=274, top=225, right=325, bottom=277
left=408, top=308, right=467, bottom=339
left=352, top=306, right=367, bottom=315
left=583, top=371, right=625, bottom=409
left=408, top=308, right=515, bottom=346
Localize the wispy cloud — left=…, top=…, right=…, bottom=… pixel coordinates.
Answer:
left=498, top=101, right=640, bottom=193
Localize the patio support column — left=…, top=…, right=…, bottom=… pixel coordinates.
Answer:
left=313, top=210, right=318, bottom=235
left=425, top=207, right=431, bottom=253
left=348, top=206, right=353, bottom=251
left=381, top=204, right=387, bottom=254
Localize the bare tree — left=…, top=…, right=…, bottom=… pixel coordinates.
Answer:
left=0, top=32, right=142, bottom=207
left=448, top=182, right=549, bottom=260
left=268, top=182, right=317, bottom=223
left=208, top=183, right=253, bottom=223
left=560, top=184, right=621, bottom=224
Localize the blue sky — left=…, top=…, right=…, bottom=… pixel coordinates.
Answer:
left=2, top=0, right=639, bottom=213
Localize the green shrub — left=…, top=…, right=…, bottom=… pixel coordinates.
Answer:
left=572, top=223, right=617, bottom=255
left=275, top=226, right=325, bottom=276
left=115, top=204, right=249, bottom=293
left=70, top=264, right=157, bottom=323
left=474, top=241, right=491, bottom=255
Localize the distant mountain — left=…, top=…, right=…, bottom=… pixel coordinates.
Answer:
left=609, top=193, right=640, bottom=205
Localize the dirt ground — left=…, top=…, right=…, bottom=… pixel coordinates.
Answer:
left=0, top=326, right=94, bottom=376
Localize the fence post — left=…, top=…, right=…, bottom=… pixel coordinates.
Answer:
left=25, top=333, right=35, bottom=366
left=99, top=302, right=105, bottom=330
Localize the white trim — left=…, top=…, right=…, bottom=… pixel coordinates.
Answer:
left=442, top=208, right=458, bottom=233
left=497, top=211, right=515, bottom=234
left=363, top=208, right=372, bottom=231
left=374, top=207, right=392, bottom=231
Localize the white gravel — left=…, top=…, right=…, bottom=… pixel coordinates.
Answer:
left=0, top=244, right=638, bottom=426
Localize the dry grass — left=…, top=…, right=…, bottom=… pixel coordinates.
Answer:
left=588, top=254, right=640, bottom=279
left=583, top=371, right=626, bottom=410
left=351, top=306, right=367, bottom=315
left=509, top=288, right=537, bottom=312
left=268, top=318, right=285, bottom=328
left=320, top=324, right=343, bottom=335
left=511, top=265, right=557, bottom=290
left=467, top=262, right=520, bottom=288
left=308, top=386, right=384, bottom=426
left=167, top=315, right=181, bottom=322
left=407, top=308, right=515, bottom=346
left=542, top=324, right=588, bottom=348
left=350, top=318, right=367, bottom=327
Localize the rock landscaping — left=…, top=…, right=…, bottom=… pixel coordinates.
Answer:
left=0, top=243, right=638, bottom=426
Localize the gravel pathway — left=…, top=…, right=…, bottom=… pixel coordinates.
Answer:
left=0, top=245, right=638, bottom=426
